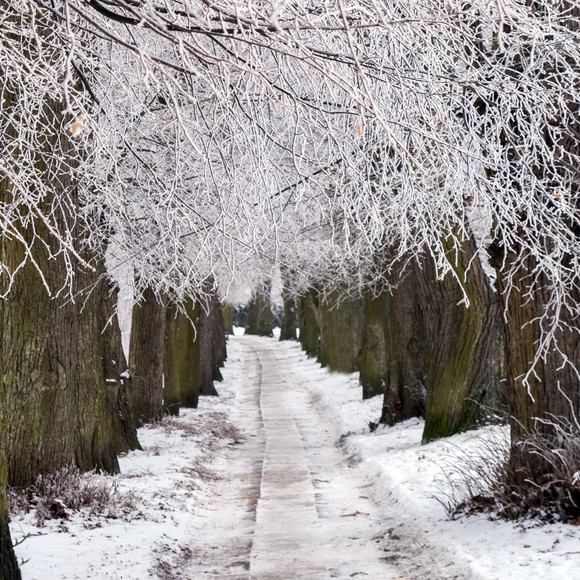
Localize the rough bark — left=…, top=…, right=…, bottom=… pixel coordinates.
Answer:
left=297, top=288, right=321, bottom=358
left=164, top=299, right=201, bottom=414
left=475, top=0, right=579, bottom=487
left=245, top=280, right=274, bottom=337
left=318, top=288, right=363, bottom=373
left=98, top=276, right=141, bottom=452
left=379, top=262, right=427, bottom=426
left=358, top=289, right=388, bottom=399
left=198, top=277, right=222, bottom=397
left=128, top=287, right=166, bottom=426
left=0, top=103, right=125, bottom=486
left=493, top=251, right=580, bottom=441
left=358, top=290, right=387, bottom=399
left=0, top=368, right=20, bottom=580
left=419, top=238, right=502, bottom=443
left=279, top=267, right=298, bottom=341
left=0, top=498, right=20, bottom=580
left=212, top=297, right=227, bottom=379
left=0, top=14, right=133, bottom=568
left=222, top=303, right=234, bottom=335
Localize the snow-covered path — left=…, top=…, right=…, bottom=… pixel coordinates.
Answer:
left=250, top=343, right=333, bottom=578
left=183, top=335, right=401, bottom=579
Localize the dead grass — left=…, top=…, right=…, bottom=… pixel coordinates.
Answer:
left=9, top=466, right=137, bottom=526
left=153, top=411, right=244, bottom=444
left=434, top=417, right=580, bottom=523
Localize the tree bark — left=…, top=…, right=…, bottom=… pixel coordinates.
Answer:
left=358, top=289, right=388, bottom=399
left=0, top=495, right=20, bottom=580
left=222, top=303, right=234, bottom=335
left=211, top=295, right=227, bottom=380
left=0, top=366, right=20, bottom=580
left=128, top=286, right=166, bottom=426
left=318, top=288, right=363, bottom=373
left=198, top=277, right=222, bottom=397
left=379, top=262, right=427, bottom=426
left=297, top=287, right=321, bottom=358
left=0, top=101, right=126, bottom=486
left=493, top=249, right=580, bottom=442
left=164, top=299, right=201, bottom=414
left=279, top=266, right=298, bottom=341
left=419, top=237, right=502, bottom=442
left=98, top=274, right=141, bottom=452
left=245, top=280, right=274, bottom=337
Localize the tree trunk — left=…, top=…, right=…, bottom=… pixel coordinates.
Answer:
left=98, top=274, right=141, bottom=453
left=0, top=490, right=20, bottom=580
left=128, top=286, right=166, bottom=426
left=164, top=299, right=201, bottom=414
left=198, top=277, right=222, bottom=397
left=0, top=377, right=20, bottom=580
left=297, top=288, right=320, bottom=358
left=245, top=280, right=274, bottom=337
left=222, top=303, right=234, bottom=335
left=419, top=237, right=502, bottom=442
left=0, top=15, right=135, bottom=570
left=1, top=101, right=124, bottom=486
left=211, top=296, right=227, bottom=380
left=494, top=249, right=580, bottom=457
left=358, top=289, right=388, bottom=399
left=318, top=288, right=363, bottom=373
left=279, top=266, right=298, bottom=341
left=379, top=262, right=427, bottom=426
left=0, top=238, right=124, bottom=487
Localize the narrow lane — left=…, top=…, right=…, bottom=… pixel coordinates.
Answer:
left=184, top=335, right=399, bottom=579
left=249, top=346, right=331, bottom=579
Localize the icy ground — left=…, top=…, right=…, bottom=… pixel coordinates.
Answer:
left=10, top=335, right=580, bottom=579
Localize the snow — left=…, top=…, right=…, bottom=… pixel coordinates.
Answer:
left=10, top=336, right=580, bottom=579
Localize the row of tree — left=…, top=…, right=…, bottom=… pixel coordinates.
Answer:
left=279, top=226, right=579, bottom=516
left=1, top=0, right=579, bottom=577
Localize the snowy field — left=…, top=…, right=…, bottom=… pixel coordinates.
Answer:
left=10, top=335, right=580, bottom=579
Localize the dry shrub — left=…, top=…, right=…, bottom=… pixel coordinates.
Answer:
left=156, top=412, right=243, bottom=443
left=435, top=416, right=580, bottom=523
left=432, top=426, right=510, bottom=519
left=9, top=466, right=136, bottom=526
left=498, top=417, right=580, bottom=522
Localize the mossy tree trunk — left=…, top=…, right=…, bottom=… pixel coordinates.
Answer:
left=298, top=288, right=321, bottom=358
left=493, top=248, right=580, bottom=478
left=198, top=277, right=223, bottom=397
left=128, top=286, right=166, bottom=426
left=318, top=288, right=363, bottom=373
left=164, top=299, right=201, bottom=414
left=245, top=280, right=274, bottom=337
left=419, top=237, right=502, bottom=442
left=0, top=12, right=136, bottom=569
left=279, top=266, right=298, bottom=341
left=358, top=288, right=388, bottom=399
left=379, top=262, right=427, bottom=426
left=222, top=303, right=234, bottom=335
left=0, top=102, right=128, bottom=487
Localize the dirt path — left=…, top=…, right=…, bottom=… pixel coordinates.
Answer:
left=182, top=336, right=400, bottom=579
